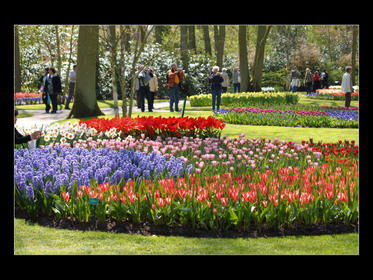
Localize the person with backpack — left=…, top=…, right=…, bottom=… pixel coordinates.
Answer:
left=166, top=63, right=184, bottom=112
left=209, top=66, right=224, bottom=112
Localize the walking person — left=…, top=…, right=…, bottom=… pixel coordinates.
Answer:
left=290, top=66, right=301, bottom=93
left=65, top=64, right=76, bottom=110
left=232, top=67, right=241, bottom=93
left=135, top=65, right=153, bottom=112
left=341, top=66, right=354, bottom=108
left=221, top=68, right=230, bottom=93
left=39, top=68, right=51, bottom=113
left=148, top=68, right=158, bottom=112
left=304, top=68, right=313, bottom=95
left=44, top=67, right=62, bottom=114
left=209, top=66, right=224, bottom=112
left=166, top=63, right=184, bottom=112
left=312, top=70, right=321, bottom=92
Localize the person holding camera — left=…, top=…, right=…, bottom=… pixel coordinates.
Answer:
left=135, top=65, right=153, bottom=112
left=166, top=63, right=184, bottom=112
left=14, top=109, right=41, bottom=145
left=209, top=66, right=224, bottom=112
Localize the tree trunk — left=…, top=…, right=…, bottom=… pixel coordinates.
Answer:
left=214, top=25, right=225, bottom=68
left=119, top=25, right=128, bottom=117
left=68, top=25, right=103, bottom=118
left=238, top=25, right=249, bottom=92
left=109, top=25, right=119, bottom=117
left=252, top=25, right=271, bottom=92
left=14, top=25, right=22, bottom=92
left=200, top=25, right=212, bottom=56
left=180, top=25, right=189, bottom=72
left=63, top=25, right=75, bottom=97
left=351, top=25, right=358, bottom=86
left=188, top=25, right=196, bottom=53
left=155, top=25, right=163, bottom=45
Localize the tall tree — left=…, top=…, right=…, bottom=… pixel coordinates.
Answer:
left=238, top=25, right=249, bottom=92
left=188, top=25, right=196, bottom=53
left=214, top=25, right=225, bottom=68
left=155, top=25, right=163, bottom=44
left=180, top=25, right=189, bottom=71
left=15, top=25, right=22, bottom=92
left=351, top=25, right=358, bottom=86
left=252, top=25, right=271, bottom=91
left=200, top=25, right=212, bottom=56
left=108, top=25, right=120, bottom=117
left=68, top=25, right=103, bottom=118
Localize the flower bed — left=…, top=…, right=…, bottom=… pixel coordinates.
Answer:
left=189, top=92, right=299, bottom=107
left=14, top=92, right=43, bottom=105
left=215, top=106, right=358, bottom=128
left=79, top=115, right=225, bottom=140
left=14, top=133, right=359, bottom=231
left=307, top=90, right=359, bottom=100
left=14, top=146, right=193, bottom=217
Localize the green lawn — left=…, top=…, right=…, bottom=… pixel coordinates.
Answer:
left=14, top=219, right=358, bottom=255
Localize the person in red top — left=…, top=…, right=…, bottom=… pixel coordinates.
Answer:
left=166, top=63, right=184, bottom=112
left=312, top=70, right=321, bottom=92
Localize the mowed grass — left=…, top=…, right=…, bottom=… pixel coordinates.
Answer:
left=14, top=219, right=358, bottom=255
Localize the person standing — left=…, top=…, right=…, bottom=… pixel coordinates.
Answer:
left=232, top=67, right=241, bottom=93
left=221, top=68, right=230, bottom=93
left=148, top=68, right=158, bottom=112
left=290, top=66, right=301, bottom=92
left=135, top=65, right=152, bottom=112
left=304, top=68, right=313, bottom=95
left=44, top=67, right=62, bottom=114
left=320, top=69, right=329, bottom=89
left=166, top=63, right=184, bottom=112
left=341, top=66, right=353, bottom=108
left=312, top=70, right=321, bottom=92
left=65, top=64, right=76, bottom=110
left=209, top=66, right=224, bottom=112
left=39, top=68, right=51, bottom=113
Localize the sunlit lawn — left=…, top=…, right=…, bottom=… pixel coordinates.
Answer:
left=14, top=218, right=358, bottom=255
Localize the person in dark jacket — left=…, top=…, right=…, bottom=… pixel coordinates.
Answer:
left=40, top=68, right=51, bottom=113
left=44, top=67, right=62, bottom=114
left=14, top=109, right=41, bottom=145
left=209, top=66, right=224, bottom=111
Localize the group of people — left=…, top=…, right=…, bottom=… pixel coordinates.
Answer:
left=39, top=65, right=76, bottom=113
left=289, top=66, right=329, bottom=94
left=290, top=65, right=354, bottom=108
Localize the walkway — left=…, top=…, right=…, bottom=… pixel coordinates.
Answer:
left=15, top=101, right=191, bottom=129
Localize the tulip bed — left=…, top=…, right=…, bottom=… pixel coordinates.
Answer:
left=307, top=89, right=359, bottom=101
left=189, top=92, right=299, bottom=107
left=14, top=92, right=43, bottom=105
left=14, top=111, right=359, bottom=232
left=215, top=105, right=359, bottom=128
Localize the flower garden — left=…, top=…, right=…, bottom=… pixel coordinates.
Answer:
left=15, top=92, right=43, bottom=105
left=14, top=98, right=359, bottom=233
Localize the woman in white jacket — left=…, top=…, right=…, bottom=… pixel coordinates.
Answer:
left=148, top=68, right=158, bottom=112
left=341, top=66, right=353, bottom=108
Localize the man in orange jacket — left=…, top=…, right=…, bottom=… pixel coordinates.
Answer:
left=166, top=63, right=184, bottom=112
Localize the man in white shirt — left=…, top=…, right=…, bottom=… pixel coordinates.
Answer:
left=341, top=66, right=353, bottom=108
left=65, top=64, right=76, bottom=110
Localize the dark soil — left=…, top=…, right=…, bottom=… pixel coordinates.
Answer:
left=15, top=208, right=358, bottom=239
